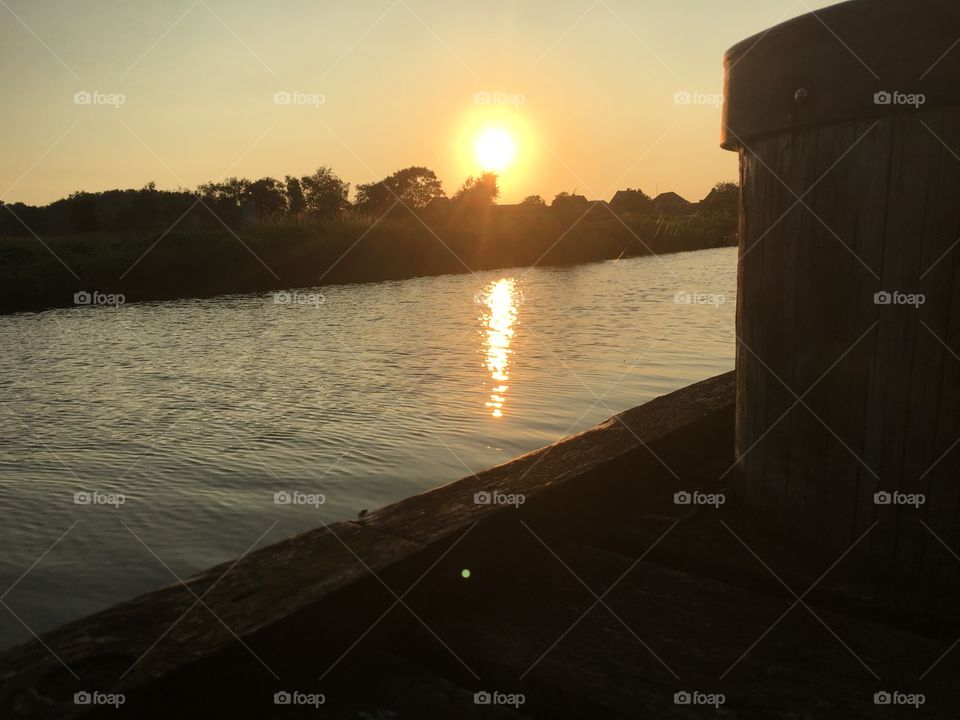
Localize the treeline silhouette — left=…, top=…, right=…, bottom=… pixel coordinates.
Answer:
left=0, top=167, right=736, bottom=234
left=0, top=166, right=737, bottom=314
left=0, top=167, right=503, bottom=235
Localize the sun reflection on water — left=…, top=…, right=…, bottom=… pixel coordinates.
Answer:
left=479, top=278, right=519, bottom=418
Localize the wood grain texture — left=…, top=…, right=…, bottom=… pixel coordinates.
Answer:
left=734, top=106, right=960, bottom=584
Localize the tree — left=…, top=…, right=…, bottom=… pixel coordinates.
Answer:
left=300, top=166, right=350, bottom=218
left=353, top=180, right=391, bottom=217
left=285, top=175, right=306, bottom=215
left=198, top=177, right=249, bottom=206
left=356, top=166, right=445, bottom=217
left=452, top=172, right=499, bottom=211
left=247, top=177, right=287, bottom=219
left=520, top=195, right=546, bottom=208
left=197, top=177, right=251, bottom=225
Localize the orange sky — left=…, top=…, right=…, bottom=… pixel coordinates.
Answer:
left=0, top=0, right=838, bottom=207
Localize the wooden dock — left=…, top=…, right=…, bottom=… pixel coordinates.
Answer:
left=2, top=371, right=958, bottom=718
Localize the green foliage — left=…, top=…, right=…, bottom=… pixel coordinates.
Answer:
left=299, top=166, right=350, bottom=218
left=355, top=166, right=445, bottom=217
left=247, top=177, right=287, bottom=218
left=452, top=172, right=499, bottom=211
left=284, top=176, right=306, bottom=215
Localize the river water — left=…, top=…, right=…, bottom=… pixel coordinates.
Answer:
left=0, top=246, right=736, bottom=649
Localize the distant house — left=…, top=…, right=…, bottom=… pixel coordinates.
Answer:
left=584, top=200, right=610, bottom=221
left=697, top=183, right=738, bottom=216
left=610, top=189, right=652, bottom=215
left=650, top=192, right=692, bottom=215
left=492, top=202, right=522, bottom=217
left=699, top=187, right=722, bottom=206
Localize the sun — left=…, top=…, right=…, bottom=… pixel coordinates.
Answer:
left=475, top=128, right=516, bottom=172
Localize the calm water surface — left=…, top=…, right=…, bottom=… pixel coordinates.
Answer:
left=0, top=247, right=736, bottom=649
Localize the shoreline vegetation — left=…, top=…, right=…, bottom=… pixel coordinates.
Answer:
left=0, top=167, right=737, bottom=314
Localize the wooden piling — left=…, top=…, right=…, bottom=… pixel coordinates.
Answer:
left=723, top=0, right=960, bottom=583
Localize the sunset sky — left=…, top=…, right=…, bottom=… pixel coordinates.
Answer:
left=1, top=0, right=836, bottom=207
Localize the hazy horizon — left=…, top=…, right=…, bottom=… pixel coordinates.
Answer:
left=1, top=0, right=837, bottom=207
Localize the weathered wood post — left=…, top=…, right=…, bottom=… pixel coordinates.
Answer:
left=723, top=0, right=960, bottom=584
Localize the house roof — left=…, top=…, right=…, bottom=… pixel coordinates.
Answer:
left=651, top=191, right=691, bottom=206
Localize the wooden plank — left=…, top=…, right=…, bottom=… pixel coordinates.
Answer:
left=579, top=504, right=960, bottom=639
left=735, top=141, right=783, bottom=525
left=774, top=120, right=827, bottom=553
left=913, top=106, right=960, bottom=583
left=322, top=650, right=531, bottom=720
left=0, top=522, right=423, bottom=718
left=387, top=534, right=957, bottom=718
left=850, top=115, right=895, bottom=565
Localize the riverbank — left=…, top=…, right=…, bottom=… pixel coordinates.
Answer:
left=0, top=211, right=734, bottom=314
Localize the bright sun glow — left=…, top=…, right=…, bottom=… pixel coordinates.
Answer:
left=475, top=128, right=516, bottom=172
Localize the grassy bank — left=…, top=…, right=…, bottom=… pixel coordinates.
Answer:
left=0, top=210, right=735, bottom=314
